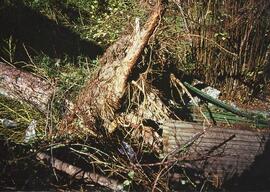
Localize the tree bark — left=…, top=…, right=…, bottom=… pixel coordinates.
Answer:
left=60, top=2, right=164, bottom=135
left=0, top=62, right=54, bottom=113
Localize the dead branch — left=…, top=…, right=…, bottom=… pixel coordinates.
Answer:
left=36, top=152, right=123, bottom=191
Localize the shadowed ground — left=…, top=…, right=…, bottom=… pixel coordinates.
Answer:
left=0, top=0, right=103, bottom=62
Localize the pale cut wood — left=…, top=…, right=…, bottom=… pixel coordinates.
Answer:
left=0, top=63, right=54, bottom=113
left=161, top=120, right=270, bottom=184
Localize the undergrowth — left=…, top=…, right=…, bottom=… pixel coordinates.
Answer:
left=0, top=96, right=46, bottom=143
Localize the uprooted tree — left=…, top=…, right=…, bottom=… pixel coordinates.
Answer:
left=1, top=0, right=270, bottom=191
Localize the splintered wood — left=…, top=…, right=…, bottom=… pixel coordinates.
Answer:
left=60, top=2, right=164, bottom=134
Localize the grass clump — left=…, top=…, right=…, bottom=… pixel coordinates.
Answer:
left=0, top=96, right=46, bottom=144
left=23, top=0, right=146, bottom=46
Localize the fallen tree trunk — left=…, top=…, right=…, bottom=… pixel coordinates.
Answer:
left=0, top=62, right=54, bottom=113
left=161, top=120, right=270, bottom=186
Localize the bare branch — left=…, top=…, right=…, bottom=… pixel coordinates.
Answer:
left=36, top=152, right=123, bottom=191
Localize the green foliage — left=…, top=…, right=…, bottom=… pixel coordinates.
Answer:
left=0, top=96, right=46, bottom=144
left=23, top=0, right=145, bottom=46
left=0, top=36, right=17, bottom=64
left=0, top=0, right=148, bottom=144
left=123, top=170, right=135, bottom=189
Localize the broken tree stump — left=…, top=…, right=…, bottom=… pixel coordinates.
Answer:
left=161, top=120, right=270, bottom=186
left=60, top=2, right=165, bottom=135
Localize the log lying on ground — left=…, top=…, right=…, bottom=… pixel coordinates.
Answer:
left=36, top=152, right=123, bottom=191
left=60, top=2, right=164, bottom=134
left=161, top=120, right=270, bottom=185
left=0, top=62, right=54, bottom=113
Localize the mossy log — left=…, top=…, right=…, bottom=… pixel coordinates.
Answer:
left=0, top=62, right=54, bottom=113
left=161, top=120, right=270, bottom=185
